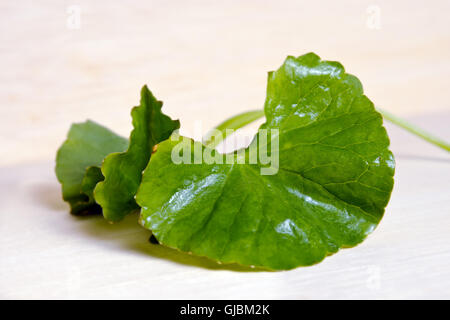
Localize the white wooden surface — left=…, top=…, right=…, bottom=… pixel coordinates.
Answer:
left=1, top=0, right=449, bottom=299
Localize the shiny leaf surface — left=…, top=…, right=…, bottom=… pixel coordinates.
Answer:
left=137, top=53, right=395, bottom=270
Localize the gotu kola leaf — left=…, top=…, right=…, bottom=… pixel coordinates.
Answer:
left=81, top=166, right=104, bottom=204
left=94, top=85, right=180, bottom=222
left=136, top=53, right=395, bottom=270
left=55, top=120, right=128, bottom=215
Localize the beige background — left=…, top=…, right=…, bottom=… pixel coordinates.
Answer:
left=0, top=0, right=449, bottom=299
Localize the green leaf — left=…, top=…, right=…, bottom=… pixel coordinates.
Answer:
left=136, top=53, right=395, bottom=270
left=81, top=166, right=104, bottom=202
left=94, top=85, right=180, bottom=222
left=55, top=120, right=128, bottom=215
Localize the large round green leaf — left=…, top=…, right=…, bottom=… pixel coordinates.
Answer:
left=136, top=53, right=395, bottom=270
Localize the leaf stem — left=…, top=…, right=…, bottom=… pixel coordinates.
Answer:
left=205, top=108, right=450, bottom=152
left=203, top=109, right=265, bottom=148
left=375, top=107, right=450, bottom=152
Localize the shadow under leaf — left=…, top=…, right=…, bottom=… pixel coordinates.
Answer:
left=72, top=212, right=268, bottom=272
left=29, top=182, right=69, bottom=211
left=33, top=179, right=267, bottom=271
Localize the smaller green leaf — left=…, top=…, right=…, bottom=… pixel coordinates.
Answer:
left=81, top=166, right=104, bottom=201
left=55, top=120, right=128, bottom=215
left=94, top=85, right=180, bottom=222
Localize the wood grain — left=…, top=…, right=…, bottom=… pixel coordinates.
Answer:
left=0, top=0, right=449, bottom=299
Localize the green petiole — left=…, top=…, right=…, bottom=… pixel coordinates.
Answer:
left=203, top=110, right=265, bottom=148
left=376, top=108, right=450, bottom=152
left=205, top=108, right=450, bottom=152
